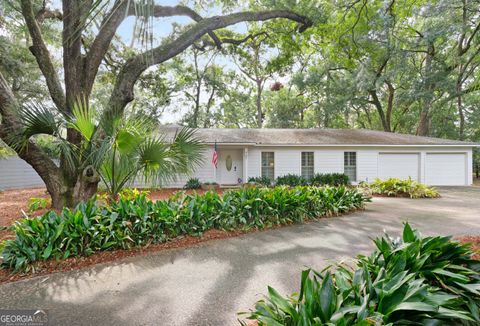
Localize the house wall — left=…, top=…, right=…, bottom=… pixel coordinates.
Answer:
left=0, top=146, right=473, bottom=190
left=0, top=157, right=47, bottom=190
left=246, top=146, right=473, bottom=185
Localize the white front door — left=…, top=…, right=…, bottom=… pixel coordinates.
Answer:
left=219, top=149, right=243, bottom=184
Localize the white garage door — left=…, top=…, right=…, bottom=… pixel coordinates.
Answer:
left=425, top=153, right=466, bottom=185
left=378, top=153, right=420, bottom=181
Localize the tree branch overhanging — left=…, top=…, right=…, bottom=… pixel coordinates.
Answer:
left=84, top=2, right=225, bottom=94
left=20, top=0, right=66, bottom=111
left=107, top=9, right=312, bottom=116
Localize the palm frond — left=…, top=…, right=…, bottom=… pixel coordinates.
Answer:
left=168, top=127, right=206, bottom=174
left=20, top=103, right=61, bottom=140
left=68, top=99, right=97, bottom=141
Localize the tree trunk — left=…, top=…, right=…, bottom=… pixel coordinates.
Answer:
left=369, top=90, right=391, bottom=132
left=417, top=109, right=430, bottom=136
left=256, top=79, right=263, bottom=128
left=8, top=2, right=312, bottom=209
left=385, top=81, right=394, bottom=131
left=417, top=41, right=435, bottom=136
left=457, top=78, right=465, bottom=140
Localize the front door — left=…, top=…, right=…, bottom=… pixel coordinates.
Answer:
left=219, top=149, right=243, bottom=184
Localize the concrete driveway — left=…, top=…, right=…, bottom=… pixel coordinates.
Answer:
left=0, top=187, right=479, bottom=326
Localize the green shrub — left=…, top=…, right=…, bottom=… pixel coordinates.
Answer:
left=1, top=186, right=367, bottom=272
left=242, top=223, right=480, bottom=325
left=184, top=178, right=202, bottom=189
left=248, top=176, right=272, bottom=187
left=275, top=174, right=308, bottom=186
left=27, top=197, right=51, bottom=212
left=118, top=188, right=150, bottom=201
left=311, top=173, right=350, bottom=186
left=368, top=178, right=440, bottom=198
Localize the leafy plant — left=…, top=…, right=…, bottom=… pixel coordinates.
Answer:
left=276, top=174, right=308, bottom=186
left=367, top=178, right=440, bottom=198
left=27, top=197, right=51, bottom=212
left=118, top=188, right=150, bottom=201
left=248, top=176, right=272, bottom=187
left=311, top=173, right=350, bottom=186
left=184, top=178, right=202, bottom=189
left=242, top=223, right=480, bottom=325
left=0, top=186, right=368, bottom=272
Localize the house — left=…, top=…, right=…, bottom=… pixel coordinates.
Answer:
left=163, top=127, right=477, bottom=187
left=0, top=127, right=476, bottom=190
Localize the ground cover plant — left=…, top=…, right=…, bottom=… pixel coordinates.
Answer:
left=250, top=174, right=350, bottom=188
left=27, top=197, right=51, bottom=213
left=242, top=223, right=480, bottom=325
left=248, top=177, right=273, bottom=187
left=275, top=174, right=309, bottom=187
left=184, top=178, right=202, bottom=189
left=0, top=186, right=367, bottom=272
left=366, top=178, right=440, bottom=198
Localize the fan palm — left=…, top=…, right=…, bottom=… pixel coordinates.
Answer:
left=15, top=99, right=205, bottom=202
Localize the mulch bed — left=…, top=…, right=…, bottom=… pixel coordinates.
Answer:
left=0, top=187, right=227, bottom=241
left=457, top=236, right=480, bottom=260
left=0, top=188, right=50, bottom=241
left=0, top=228, right=246, bottom=284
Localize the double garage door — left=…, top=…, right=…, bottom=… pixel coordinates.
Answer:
left=378, top=153, right=467, bottom=186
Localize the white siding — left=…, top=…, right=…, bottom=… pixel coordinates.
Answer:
left=315, top=150, right=343, bottom=174
left=275, top=150, right=301, bottom=177
left=357, top=150, right=378, bottom=183
left=0, top=146, right=474, bottom=190
left=247, top=147, right=261, bottom=179
left=159, top=147, right=216, bottom=188
left=0, top=157, right=46, bottom=190
left=246, top=147, right=303, bottom=179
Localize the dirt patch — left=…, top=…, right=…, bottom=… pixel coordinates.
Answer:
left=0, top=188, right=49, bottom=241
left=457, top=235, right=480, bottom=260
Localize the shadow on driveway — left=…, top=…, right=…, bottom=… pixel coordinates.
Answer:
left=0, top=187, right=479, bottom=325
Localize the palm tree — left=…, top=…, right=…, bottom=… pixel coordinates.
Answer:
left=14, top=99, right=205, bottom=205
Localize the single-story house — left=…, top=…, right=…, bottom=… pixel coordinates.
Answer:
left=0, top=127, right=477, bottom=190
left=163, top=127, right=477, bottom=187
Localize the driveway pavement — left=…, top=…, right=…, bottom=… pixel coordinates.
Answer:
left=0, top=187, right=479, bottom=326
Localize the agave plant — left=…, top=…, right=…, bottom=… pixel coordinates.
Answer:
left=15, top=99, right=205, bottom=203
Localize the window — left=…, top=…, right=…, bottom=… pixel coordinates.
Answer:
left=344, top=152, right=357, bottom=182
left=301, top=152, right=314, bottom=180
left=261, top=152, right=275, bottom=180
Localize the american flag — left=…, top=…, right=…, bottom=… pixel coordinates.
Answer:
left=212, top=141, right=218, bottom=168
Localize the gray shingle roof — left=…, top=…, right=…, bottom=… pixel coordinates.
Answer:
left=162, top=126, right=477, bottom=146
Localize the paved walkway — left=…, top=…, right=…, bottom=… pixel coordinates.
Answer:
left=0, top=187, right=479, bottom=326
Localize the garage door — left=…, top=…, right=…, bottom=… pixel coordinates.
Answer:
left=425, top=153, right=466, bottom=185
left=378, top=153, right=420, bottom=181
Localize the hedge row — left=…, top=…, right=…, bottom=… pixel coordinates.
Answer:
left=1, top=186, right=367, bottom=272
left=248, top=173, right=349, bottom=187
